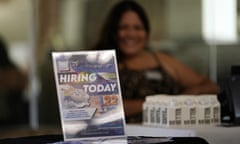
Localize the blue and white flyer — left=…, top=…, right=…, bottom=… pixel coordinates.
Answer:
left=52, top=50, right=126, bottom=141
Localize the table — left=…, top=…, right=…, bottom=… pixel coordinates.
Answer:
left=191, top=125, right=240, bottom=144
left=0, top=134, right=208, bottom=144
left=126, top=124, right=195, bottom=137
left=126, top=124, right=240, bottom=144
left=1, top=124, right=239, bottom=144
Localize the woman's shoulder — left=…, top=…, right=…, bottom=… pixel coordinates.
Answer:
left=153, top=51, right=180, bottom=80
left=154, top=51, right=177, bottom=64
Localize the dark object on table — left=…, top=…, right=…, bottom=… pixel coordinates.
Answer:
left=220, top=66, right=240, bottom=125
left=0, top=134, right=62, bottom=144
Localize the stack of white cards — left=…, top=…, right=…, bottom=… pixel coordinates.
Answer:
left=143, top=95, right=221, bottom=127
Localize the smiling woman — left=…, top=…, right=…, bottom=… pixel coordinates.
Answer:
left=117, top=11, right=147, bottom=57
left=92, top=0, right=219, bottom=123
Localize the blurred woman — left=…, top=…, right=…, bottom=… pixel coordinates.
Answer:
left=93, top=0, right=219, bottom=123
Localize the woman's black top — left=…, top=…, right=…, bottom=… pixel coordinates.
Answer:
left=119, top=53, right=182, bottom=123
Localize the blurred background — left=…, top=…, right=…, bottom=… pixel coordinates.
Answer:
left=0, top=0, right=240, bottom=138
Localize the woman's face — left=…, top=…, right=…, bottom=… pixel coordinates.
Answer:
left=117, top=10, right=147, bottom=57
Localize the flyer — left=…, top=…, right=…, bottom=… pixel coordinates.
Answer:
left=52, top=50, right=126, bottom=141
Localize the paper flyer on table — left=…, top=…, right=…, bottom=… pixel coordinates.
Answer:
left=52, top=50, right=126, bottom=141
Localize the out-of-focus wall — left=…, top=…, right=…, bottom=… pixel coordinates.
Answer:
left=165, top=0, right=202, bottom=40
left=60, top=0, right=87, bottom=50
left=84, top=0, right=120, bottom=49
left=0, top=0, right=29, bottom=42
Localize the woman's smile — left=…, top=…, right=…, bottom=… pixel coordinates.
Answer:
left=118, top=11, right=147, bottom=56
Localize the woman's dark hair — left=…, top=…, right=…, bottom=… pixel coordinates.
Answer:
left=93, top=0, right=150, bottom=60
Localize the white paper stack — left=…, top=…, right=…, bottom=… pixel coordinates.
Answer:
left=143, top=94, right=221, bottom=127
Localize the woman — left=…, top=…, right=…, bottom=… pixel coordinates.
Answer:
left=94, top=0, right=219, bottom=123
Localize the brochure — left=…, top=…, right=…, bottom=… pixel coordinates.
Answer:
left=52, top=50, right=126, bottom=141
